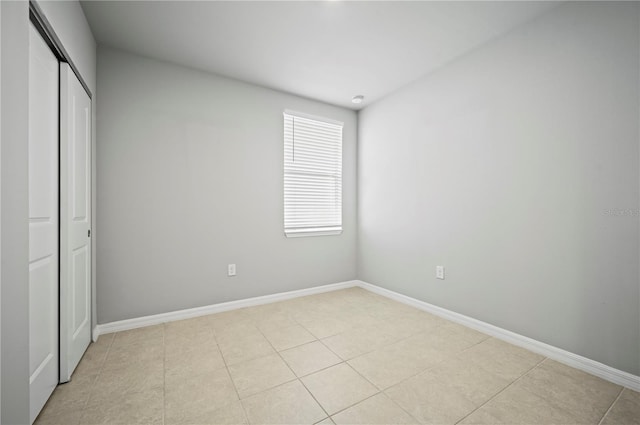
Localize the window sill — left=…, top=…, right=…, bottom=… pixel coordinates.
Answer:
left=285, top=228, right=343, bottom=238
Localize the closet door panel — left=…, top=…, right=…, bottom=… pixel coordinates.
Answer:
left=60, top=62, right=92, bottom=383
left=28, top=21, right=59, bottom=424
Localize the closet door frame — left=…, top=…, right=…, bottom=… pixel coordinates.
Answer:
left=29, top=0, right=93, bottom=387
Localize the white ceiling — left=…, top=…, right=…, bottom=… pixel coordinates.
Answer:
left=81, top=1, right=560, bottom=110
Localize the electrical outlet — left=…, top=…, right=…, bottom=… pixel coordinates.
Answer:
left=436, top=266, right=445, bottom=280
left=228, top=264, right=236, bottom=277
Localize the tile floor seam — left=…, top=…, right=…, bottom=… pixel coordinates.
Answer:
left=289, top=307, right=307, bottom=329
left=284, top=301, right=321, bottom=336
left=315, top=324, right=428, bottom=366
left=454, top=355, right=548, bottom=424
left=384, top=395, right=423, bottom=425
left=93, top=332, right=114, bottom=375
left=521, top=356, right=623, bottom=425
left=308, top=328, right=335, bottom=340
left=255, top=323, right=299, bottom=378
left=317, top=324, right=452, bottom=393
left=457, top=334, right=492, bottom=355
left=325, top=389, right=382, bottom=419
left=79, top=332, right=116, bottom=419
left=343, top=358, right=381, bottom=389
left=238, top=376, right=305, bottom=423
left=200, top=323, right=254, bottom=423
left=315, top=334, right=345, bottom=360
left=385, top=330, right=495, bottom=391
left=514, top=355, right=603, bottom=421
left=242, top=375, right=301, bottom=400
left=297, top=377, right=332, bottom=420
left=294, top=359, right=348, bottom=379
left=273, top=336, right=320, bottom=353
left=238, top=318, right=297, bottom=424
left=77, top=370, right=98, bottom=412
left=256, top=322, right=331, bottom=419
left=303, top=360, right=394, bottom=418
left=319, top=338, right=377, bottom=362
left=596, top=385, right=625, bottom=425
left=212, top=328, right=249, bottom=423
left=327, top=388, right=424, bottom=425
left=263, top=319, right=381, bottom=422
left=252, top=323, right=334, bottom=422
left=352, top=345, right=444, bottom=393
left=382, top=393, right=423, bottom=425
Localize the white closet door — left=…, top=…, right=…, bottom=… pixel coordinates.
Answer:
left=59, top=63, right=92, bottom=383
left=28, top=22, right=59, bottom=424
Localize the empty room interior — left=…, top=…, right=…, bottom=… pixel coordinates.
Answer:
left=1, top=0, right=640, bottom=424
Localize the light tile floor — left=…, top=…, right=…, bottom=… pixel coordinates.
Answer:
left=35, top=287, right=640, bottom=425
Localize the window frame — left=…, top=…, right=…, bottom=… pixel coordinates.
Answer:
left=283, top=109, right=344, bottom=238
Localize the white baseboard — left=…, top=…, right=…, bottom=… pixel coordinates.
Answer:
left=356, top=280, right=640, bottom=392
left=92, top=277, right=639, bottom=391
left=93, top=280, right=359, bottom=337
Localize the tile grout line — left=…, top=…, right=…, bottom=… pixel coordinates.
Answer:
left=228, top=314, right=309, bottom=398
left=278, top=296, right=398, bottom=416
left=211, top=323, right=250, bottom=424
left=41, top=333, right=116, bottom=425
left=309, top=310, right=442, bottom=422
left=297, top=378, right=333, bottom=423
left=308, top=333, right=392, bottom=420
left=325, top=387, right=382, bottom=419
left=315, top=319, right=425, bottom=365
left=454, top=356, right=548, bottom=424
left=597, top=386, right=625, bottom=425
left=295, top=358, right=346, bottom=379
left=275, top=300, right=383, bottom=419
left=277, top=338, right=319, bottom=352
left=381, top=393, right=422, bottom=425
left=296, top=328, right=381, bottom=423
left=304, top=306, right=481, bottom=423
left=334, top=356, right=424, bottom=423
left=312, top=327, right=390, bottom=391
left=321, top=325, right=486, bottom=398
left=320, top=384, right=419, bottom=425
left=379, top=341, right=485, bottom=396
left=255, top=321, right=333, bottom=421
left=363, top=330, right=496, bottom=399
left=77, top=332, right=116, bottom=424
left=457, top=334, right=492, bottom=355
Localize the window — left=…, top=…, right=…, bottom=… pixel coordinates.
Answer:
left=284, top=110, right=343, bottom=237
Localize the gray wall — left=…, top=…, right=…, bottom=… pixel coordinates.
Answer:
left=358, top=1, right=640, bottom=375
left=96, top=47, right=357, bottom=324
left=1, top=2, right=30, bottom=422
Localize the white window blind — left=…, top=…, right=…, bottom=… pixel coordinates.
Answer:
left=284, top=111, right=343, bottom=237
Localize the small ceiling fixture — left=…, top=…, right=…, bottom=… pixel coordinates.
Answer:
left=352, top=95, right=364, bottom=104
